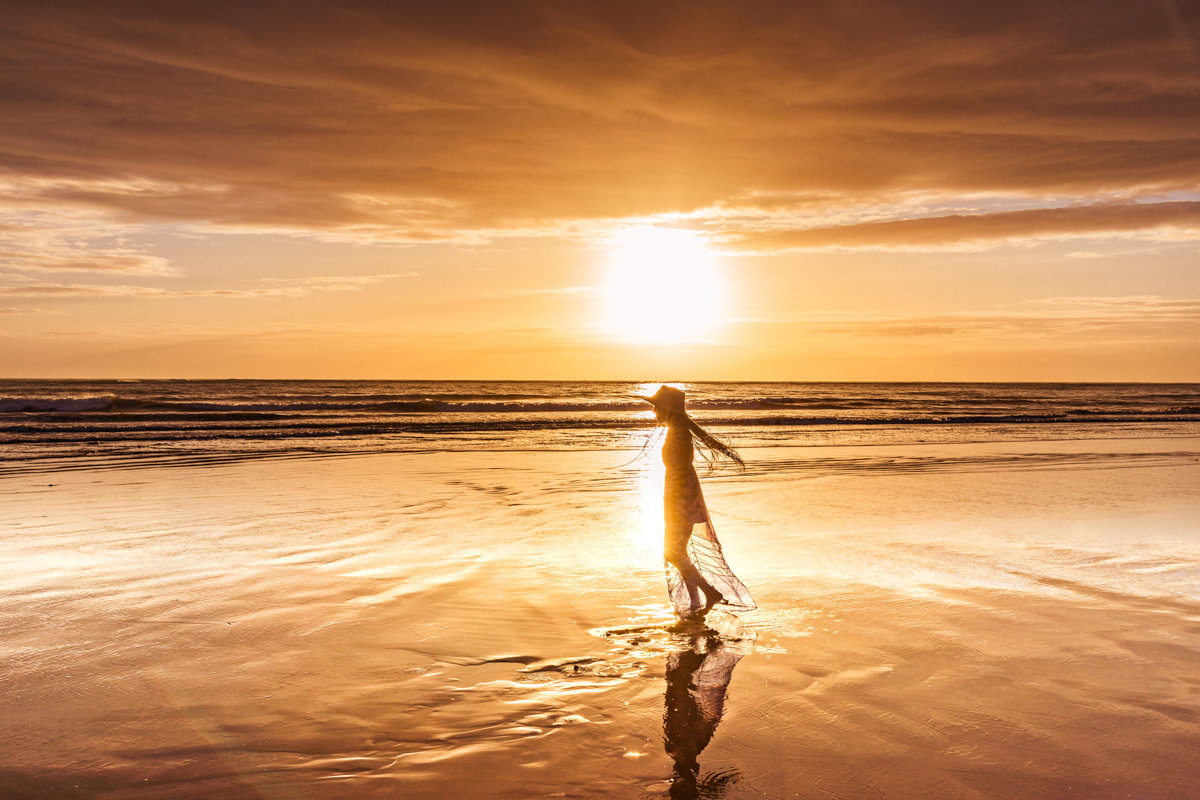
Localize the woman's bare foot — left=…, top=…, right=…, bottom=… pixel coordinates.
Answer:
left=701, top=591, right=726, bottom=616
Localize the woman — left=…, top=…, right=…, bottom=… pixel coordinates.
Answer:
left=640, top=385, right=755, bottom=621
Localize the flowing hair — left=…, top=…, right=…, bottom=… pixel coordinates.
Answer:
left=663, top=411, right=745, bottom=471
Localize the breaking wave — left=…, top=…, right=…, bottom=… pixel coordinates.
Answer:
left=3, top=393, right=1199, bottom=419
left=0, top=396, right=116, bottom=413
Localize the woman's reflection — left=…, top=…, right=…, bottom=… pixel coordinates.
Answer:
left=663, top=633, right=743, bottom=799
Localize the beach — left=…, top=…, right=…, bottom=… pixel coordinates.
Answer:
left=4, top=387, right=1200, bottom=799
left=6, top=1, right=1200, bottom=794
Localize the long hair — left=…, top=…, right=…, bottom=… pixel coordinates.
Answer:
left=663, top=410, right=745, bottom=471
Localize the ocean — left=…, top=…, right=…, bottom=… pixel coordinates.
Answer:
left=4, top=380, right=1198, bottom=472
left=3, top=381, right=1200, bottom=798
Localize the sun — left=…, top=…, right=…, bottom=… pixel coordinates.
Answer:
left=604, top=227, right=722, bottom=344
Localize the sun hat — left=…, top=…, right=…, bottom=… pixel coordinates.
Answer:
left=639, top=385, right=686, bottom=415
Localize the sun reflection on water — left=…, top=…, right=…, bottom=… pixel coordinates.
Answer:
left=632, top=429, right=666, bottom=556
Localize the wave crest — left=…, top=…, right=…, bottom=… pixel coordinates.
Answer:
left=0, top=396, right=115, bottom=413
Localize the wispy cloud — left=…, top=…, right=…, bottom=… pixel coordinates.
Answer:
left=718, top=202, right=1200, bottom=253
left=786, top=295, right=1200, bottom=340
left=502, top=286, right=593, bottom=297
left=1030, top=295, right=1200, bottom=310
left=0, top=284, right=307, bottom=299
left=0, top=268, right=418, bottom=301
left=0, top=307, right=57, bottom=315
left=0, top=272, right=415, bottom=299
left=290, top=273, right=418, bottom=284
left=0, top=211, right=175, bottom=275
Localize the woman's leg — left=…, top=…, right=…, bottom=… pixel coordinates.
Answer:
left=664, top=523, right=725, bottom=614
left=665, top=522, right=702, bottom=610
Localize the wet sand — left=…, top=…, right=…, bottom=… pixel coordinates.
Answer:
left=3, top=438, right=1200, bottom=798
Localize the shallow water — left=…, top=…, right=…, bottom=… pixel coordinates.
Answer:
left=4, top=380, right=1198, bottom=466
left=2, top=438, right=1200, bottom=798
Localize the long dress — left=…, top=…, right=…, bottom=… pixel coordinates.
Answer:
left=662, top=425, right=756, bottom=618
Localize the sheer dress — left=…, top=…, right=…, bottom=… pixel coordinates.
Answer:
left=662, top=425, right=756, bottom=618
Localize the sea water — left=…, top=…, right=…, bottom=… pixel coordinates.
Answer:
left=3, top=380, right=1198, bottom=469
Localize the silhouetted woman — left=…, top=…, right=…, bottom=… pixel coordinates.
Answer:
left=640, top=385, right=755, bottom=620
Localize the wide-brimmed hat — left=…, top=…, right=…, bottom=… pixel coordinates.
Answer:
left=638, top=385, right=686, bottom=415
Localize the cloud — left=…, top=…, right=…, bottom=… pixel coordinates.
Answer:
left=258, top=272, right=419, bottom=291
left=0, top=211, right=176, bottom=274
left=289, top=273, right=418, bottom=283
left=0, top=274, right=412, bottom=299
left=0, top=306, right=57, bottom=314
left=798, top=295, right=1200, bottom=340
left=0, top=269, right=418, bottom=301
left=0, top=0, right=1197, bottom=241
left=0, top=247, right=173, bottom=274
left=502, top=286, right=593, bottom=296
left=1030, top=294, right=1200, bottom=309
left=719, top=201, right=1200, bottom=252
left=0, top=283, right=304, bottom=299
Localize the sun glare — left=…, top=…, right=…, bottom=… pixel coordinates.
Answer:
left=605, top=227, right=722, bottom=344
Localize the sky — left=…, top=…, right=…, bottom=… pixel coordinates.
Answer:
left=1, top=0, right=1198, bottom=380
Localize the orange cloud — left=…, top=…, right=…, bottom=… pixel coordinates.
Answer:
left=0, top=272, right=413, bottom=299
left=720, top=201, right=1200, bottom=252
left=0, top=0, right=1196, bottom=241
left=0, top=306, right=56, bottom=314
left=0, top=212, right=175, bottom=274
left=789, top=296, right=1200, bottom=340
